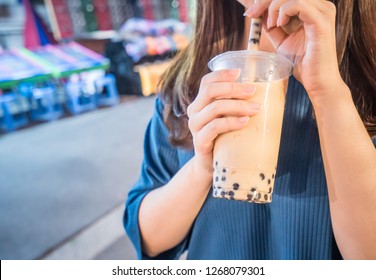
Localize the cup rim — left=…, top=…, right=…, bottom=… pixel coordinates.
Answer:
left=208, top=50, right=294, bottom=72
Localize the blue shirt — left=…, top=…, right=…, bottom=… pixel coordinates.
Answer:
left=124, top=77, right=376, bottom=260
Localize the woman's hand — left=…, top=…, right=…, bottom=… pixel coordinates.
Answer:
left=187, top=69, right=260, bottom=181
left=245, top=0, right=345, bottom=101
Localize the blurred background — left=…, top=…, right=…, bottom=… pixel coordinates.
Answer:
left=0, top=0, right=195, bottom=260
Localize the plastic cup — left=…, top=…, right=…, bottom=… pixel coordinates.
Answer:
left=208, top=50, right=293, bottom=203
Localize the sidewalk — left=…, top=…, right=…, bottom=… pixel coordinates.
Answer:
left=41, top=203, right=137, bottom=260
left=0, top=95, right=155, bottom=260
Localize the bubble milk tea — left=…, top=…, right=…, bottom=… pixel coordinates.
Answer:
left=208, top=50, right=292, bottom=203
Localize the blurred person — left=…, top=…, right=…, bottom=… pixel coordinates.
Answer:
left=124, top=0, right=376, bottom=259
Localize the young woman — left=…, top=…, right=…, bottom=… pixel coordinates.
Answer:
left=124, top=0, right=376, bottom=259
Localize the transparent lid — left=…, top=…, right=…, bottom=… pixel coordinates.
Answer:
left=208, top=50, right=293, bottom=82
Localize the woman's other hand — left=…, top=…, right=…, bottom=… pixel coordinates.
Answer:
left=245, top=0, right=344, bottom=101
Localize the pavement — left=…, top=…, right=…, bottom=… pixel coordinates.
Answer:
left=39, top=204, right=137, bottom=260
left=41, top=203, right=138, bottom=260
left=0, top=95, right=155, bottom=260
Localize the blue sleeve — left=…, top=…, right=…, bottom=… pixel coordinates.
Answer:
left=372, top=137, right=376, bottom=147
left=123, top=98, right=188, bottom=260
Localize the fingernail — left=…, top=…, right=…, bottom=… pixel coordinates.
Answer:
left=267, top=16, right=272, bottom=29
left=238, top=116, right=249, bottom=123
left=243, top=8, right=253, bottom=17
left=242, top=84, right=255, bottom=93
left=276, top=17, right=282, bottom=27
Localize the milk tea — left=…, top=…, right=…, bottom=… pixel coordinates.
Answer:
left=212, top=78, right=288, bottom=203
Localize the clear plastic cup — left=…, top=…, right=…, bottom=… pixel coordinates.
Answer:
left=208, top=50, right=293, bottom=203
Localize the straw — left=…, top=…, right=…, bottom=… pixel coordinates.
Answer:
left=247, top=16, right=263, bottom=51
left=246, top=16, right=263, bottom=82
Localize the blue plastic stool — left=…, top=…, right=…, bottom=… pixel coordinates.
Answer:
left=65, top=81, right=97, bottom=115
left=29, top=86, right=64, bottom=121
left=95, top=74, right=119, bottom=107
left=0, top=92, right=29, bottom=132
left=18, top=83, right=63, bottom=122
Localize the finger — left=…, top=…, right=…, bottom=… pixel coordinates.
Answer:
left=277, top=0, right=333, bottom=30
left=263, top=21, right=288, bottom=51
left=297, top=0, right=332, bottom=14
left=202, top=68, right=241, bottom=87
left=267, top=0, right=289, bottom=29
left=194, top=116, right=251, bottom=153
left=197, top=81, right=256, bottom=106
left=188, top=81, right=256, bottom=117
left=189, top=99, right=260, bottom=132
left=280, top=15, right=302, bottom=35
left=187, top=69, right=240, bottom=117
left=244, top=0, right=271, bottom=18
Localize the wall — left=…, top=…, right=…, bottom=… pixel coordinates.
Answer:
left=0, top=0, right=24, bottom=49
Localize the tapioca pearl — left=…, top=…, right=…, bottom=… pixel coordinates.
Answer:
left=264, top=194, right=268, bottom=201
left=221, top=191, right=226, bottom=197
left=268, top=187, right=272, bottom=193
left=228, top=191, right=235, bottom=197
left=222, top=168, right=227, bottom=173
left=267, top=179, right=271, bottom=185
left=221, top=176, right=226, bottom=181
left=272, top=173, right=275, bottom=179
left=247, top=194, right=254, bottom=201
left=233, top=183, right=240, bottom=190
left=215, top=176, right=219, bottom=182
left=251, top=187, right=256, bottom=192
left=257, top=193, right=261, bottom=200
left=215, top=161, right=218, bottom=166
left=214, top=190, right=218, bottom=196
left=260, top=173, right=265, bottom=180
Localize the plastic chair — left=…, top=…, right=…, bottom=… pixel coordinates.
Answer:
left=0, top=92, right=29, bottom=132
left=95, top=74, right=120, bottom=106
left=28, top=86, right=64, bottom=121
left=65, top=80, right=97, bottom=115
